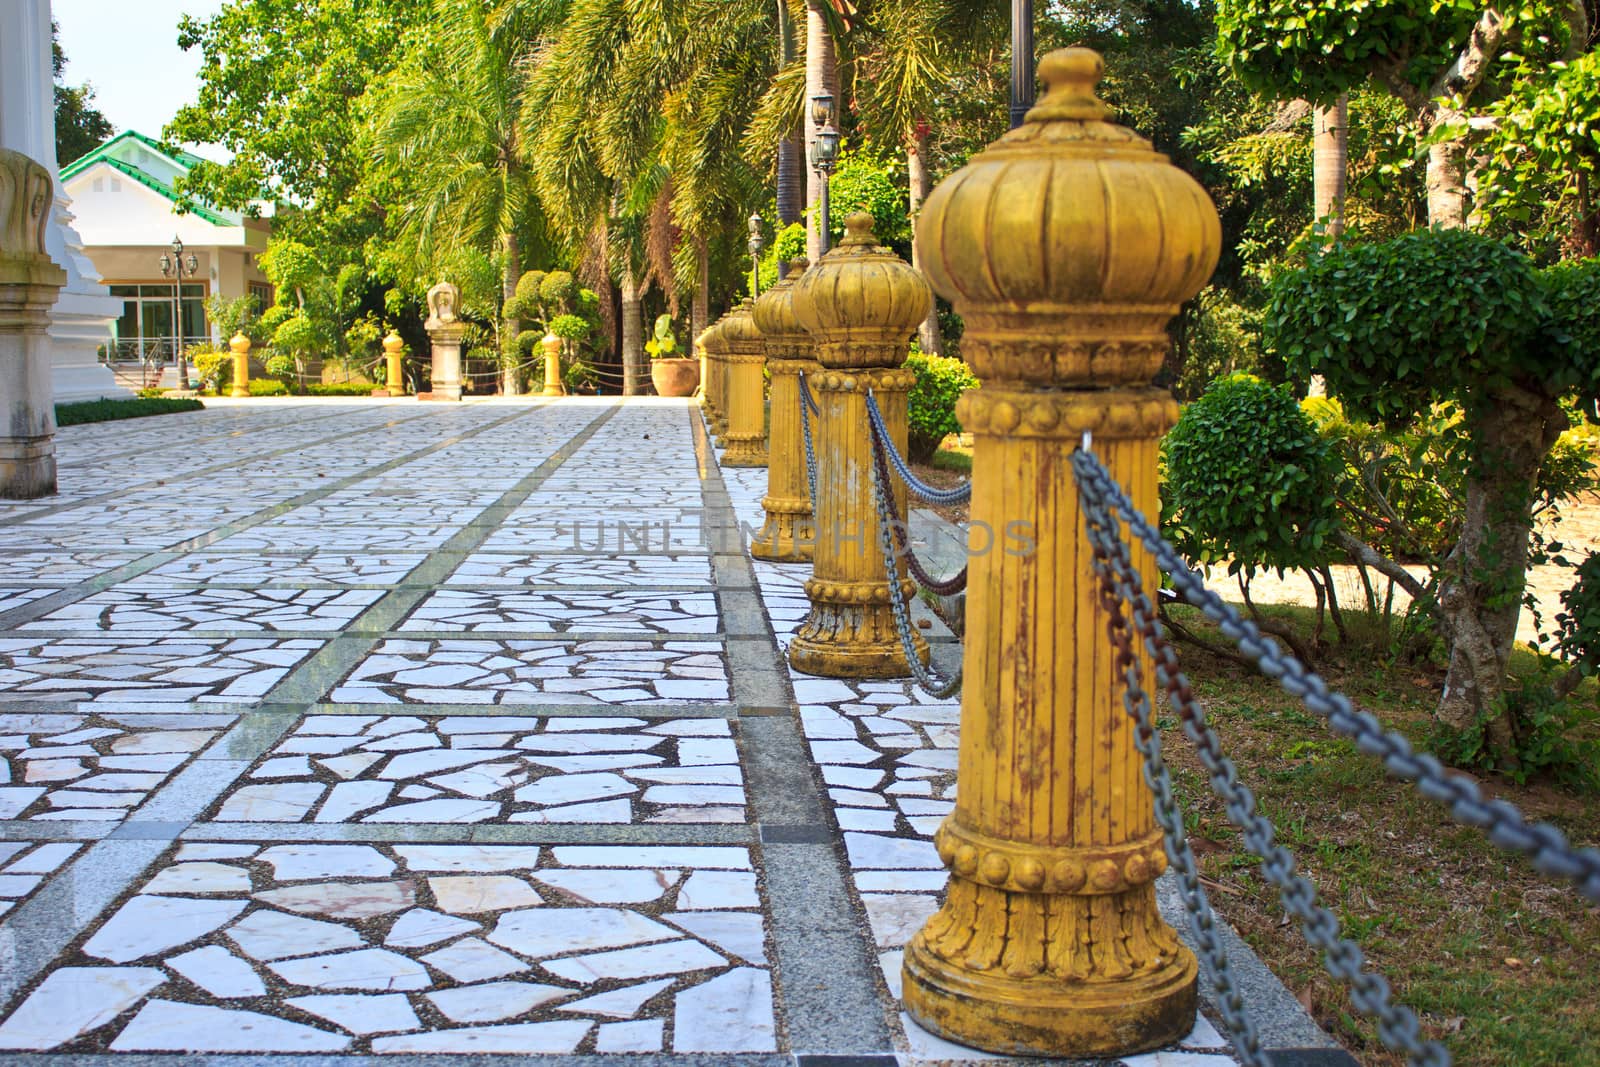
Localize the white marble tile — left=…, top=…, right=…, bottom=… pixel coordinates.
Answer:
left=268, top=947, right=432, bottom=992
left=542, top=938, right=725, bottom=983
left=426, top=980, right=573, bottom=1023
left=429, top=875, right=544, bottom=914
left=285, top=993, right=420, bottom=1035
left=227, top=909, right=365, bottom=961
left=110, top=1000, right=350, bottom=1052
left=597, top=1018, right=664, bottom=1051
left=0, top=967, right=166, bottom=1050
left=385, top=908, right=480, bottom=949
left=672, top=967, right=776, bottom=1052
left=555, top=977, right=674, bottom=1019
left=254, top=880, right=415, bottom=919
left=420, top=937, right=530, bottom=983
left=83, top=895, right=247, bottom=963
left=369, top=1019, right=591, bottom=1054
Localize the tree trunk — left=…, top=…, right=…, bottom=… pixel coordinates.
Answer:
left=907, top=123, right=943, bottom=355
left=1435, top=385, right=1566, bottom=765
left=1426, top=134, right=1470, bottom=229
left=1578, top=169, right=1598, bottom=258
left=500, top=229, right=522, bottom=396
left=1313, top=95, right=1347, bottom=238
left=692, top=236, right=709, bottom=349
left=621, top=268, right=645, bottom=396
left=776, top=0, right=803, bottom=271
left=805, top=0, right=840, bottom=263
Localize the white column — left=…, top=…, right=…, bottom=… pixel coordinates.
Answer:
left=0, top=0, right=131, bottom=403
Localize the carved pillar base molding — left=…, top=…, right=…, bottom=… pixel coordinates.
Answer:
left=0, top=148, right=67, bottom=499
left=785, top=363, right=926, bottom=678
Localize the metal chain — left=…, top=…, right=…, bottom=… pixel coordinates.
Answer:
left=1077, top=457, right=1447, bottom=1066
left=867, top=417, right=962, bottom=699
left=1083, top=499, right=1271, bottom=1067
left=865, top=390, right=972, bottom=507
left=798, top=371, right=820, bottom=507
left=867, top=405, right=968, bottom=597
left=1072, top=447, right=1600, bottom=905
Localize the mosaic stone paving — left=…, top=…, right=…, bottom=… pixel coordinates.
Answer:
left=0, top=397, right=1332, bottom=1066
left=0, top=712, right=234, bottom=821
left=211, top=715, right=745, bottom=825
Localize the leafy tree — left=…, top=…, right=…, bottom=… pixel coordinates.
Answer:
left=1215, top=0, right=1589, bottom=229
left=52, top=22, right=112, bottom=165
left=167, top=0, right=423, bottom=236
left=1266, top=229, right=1600, bottom=763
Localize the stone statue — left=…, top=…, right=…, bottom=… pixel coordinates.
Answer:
left=424, top=281, right=461, bottom=332
left=0, top=146, right=55, bottom=263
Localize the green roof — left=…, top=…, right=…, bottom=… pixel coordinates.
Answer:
left=60, top=131, right=235, bottom=228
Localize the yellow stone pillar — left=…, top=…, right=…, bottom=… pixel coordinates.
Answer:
left=751, top=258, right=817, bottom=562
left=719, top=300, right=768, bottom=468
left=703, top=320, right=730, bottom=446
left=541, top=333, right=567, bottom=396
left=379, top=331, right=404, bottom=397
left=900, top=50, right=1221, bottom=1057
left=696, top=327, right=712, bottom=414
left=788, top=214, right=929, bottom=678
left=229, top=332, right=251, bottom=398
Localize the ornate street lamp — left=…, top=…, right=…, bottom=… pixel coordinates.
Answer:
left=808, top=93, right=841, bottom=255
left=159, top=235, right=199, bottom=390
left=1010, top=0, right=1035, bottom=129
left=747, top=212, right=767, bottom=298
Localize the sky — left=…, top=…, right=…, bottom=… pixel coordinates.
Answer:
left=53, top=0, right=228, bottom=161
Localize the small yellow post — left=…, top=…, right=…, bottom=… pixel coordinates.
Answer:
left=703, top=320, right=731, bottom=446
left=719, top=299, right=768, bottom=468
left=541, top=334, right=567, bottom=396
left=751, top=257, right=816, bottom=561
left=900, top=49, right=1222, bottom=1057
left=381, top=331, right=404, bottom=397
left=787, top=213, right=929, bottom=679
left=229, top=332, right=251, bottom=398
left=696, top=328, right=712, bottom=411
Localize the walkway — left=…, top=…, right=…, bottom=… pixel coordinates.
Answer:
left=0, top=398, right=1329, bottom=1064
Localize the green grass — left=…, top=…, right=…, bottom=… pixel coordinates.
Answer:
left=931, top=447, right=972, bottom=474
left=307, top=382, right=375, bottom=396
left=1161, top=601, right=1600, bottom=1065
left=54, top=397, right=204, bottom=427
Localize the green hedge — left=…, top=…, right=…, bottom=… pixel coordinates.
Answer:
left=249, top=379, right=291, bottom=397
left=55, top=397, right=205, bottom=427
left=307, top=382, right=375, bottom=396
left=906, top=352, right=978, bottom=463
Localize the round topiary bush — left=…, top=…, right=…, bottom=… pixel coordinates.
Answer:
left=1162, top=372, right=1341, bottom=575
left=905, top=352, right=978, bottom=463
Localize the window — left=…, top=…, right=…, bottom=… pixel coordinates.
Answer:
left=248, top=282, right=273, bottom=311
left=109, top=283, right=207, bottom=361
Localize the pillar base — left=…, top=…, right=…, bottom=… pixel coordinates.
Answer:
left=0, top=439, right=57, bottom=500
left=721, top=435, right=768, bottom=468
left=750, top=506, right=815, bottom=563
left=416, top=389, right=462, bottom=402
left=230, top=387, right=251, bottom=398
left=902, top=928, right=1197, bottom=1058
left=542, top=383, right=567, bottom=397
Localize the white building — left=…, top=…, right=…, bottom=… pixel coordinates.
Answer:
left=61, top=131, right=273, bottom=365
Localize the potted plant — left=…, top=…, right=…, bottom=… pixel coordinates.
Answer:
left=647, top=314, right=698, bottom=397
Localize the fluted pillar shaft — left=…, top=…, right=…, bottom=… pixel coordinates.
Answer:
left=541, top=334, right=566, bottom=396
left=753, top=258, right=817, bottom=561
left=721, top=301, right=767, bottom=468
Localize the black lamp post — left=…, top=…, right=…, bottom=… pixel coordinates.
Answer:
left=808, top=93, right=841, bottom=256
left=747, top=212, right=766, bottom=298
left=159, top=235, right=199, bottom=390
left=1010, top=0, right=1035, bottom=129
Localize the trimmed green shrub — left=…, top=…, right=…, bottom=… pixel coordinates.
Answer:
left=307, top=383, right=375, bottom=396
left=905, top=352, right=978, bottom=463
left=249, top=379, right=290, bottom=397
left=1162, top=373, right=1341, bottom=575
left=55, top=397, right=204, bottom=426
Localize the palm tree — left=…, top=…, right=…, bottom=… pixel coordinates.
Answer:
left=368, top=0, right=560, bottom=394
left=1313, top=94, right=1348, bottom=238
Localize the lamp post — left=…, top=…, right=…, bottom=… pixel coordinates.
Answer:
left=1010, top=0, right=1035, bottom=129
left=159, top=235, right=199, bottom=391
left=747, top=212, right=767, bottom=299
left=808, top=93, right=841, bottom=255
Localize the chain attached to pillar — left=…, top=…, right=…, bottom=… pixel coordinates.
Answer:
left=751, top=257, right=817, bottom=560
left=900, top=49, right=1223, bottom=1057
left=788, top=212, right=932, bottom=679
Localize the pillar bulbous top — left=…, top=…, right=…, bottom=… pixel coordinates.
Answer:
left=792, top=214, right=931, bottom=369
left=701, top=319, right=728, bottom=355
left=752, top=257, right=810, bottom=352
left=915, top=48, right=1221, bottom=387
left=721, top=299, right=763, bottom=354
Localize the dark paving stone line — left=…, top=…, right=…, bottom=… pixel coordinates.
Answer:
left=176, top=822, right=760, bottom=845
left=2, top=1054, right=795, bottom=1067
left=689, top=407, right=894, bottom=1057
left=0, top=403, right=457, bottom=528
left=0, top=402, right=622, bottom=1014
left=255, top=700, right=739, bottom=718
left=0, top=402, right=557, bottom=628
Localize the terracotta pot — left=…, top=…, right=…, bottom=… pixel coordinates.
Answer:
left=650, top=357, right=700, bottom=397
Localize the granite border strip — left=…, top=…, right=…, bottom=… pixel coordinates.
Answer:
left=690, top=406, right=895, bottom=1057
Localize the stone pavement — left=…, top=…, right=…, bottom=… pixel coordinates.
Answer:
left=0, top=397, right=1340, bottom=1064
